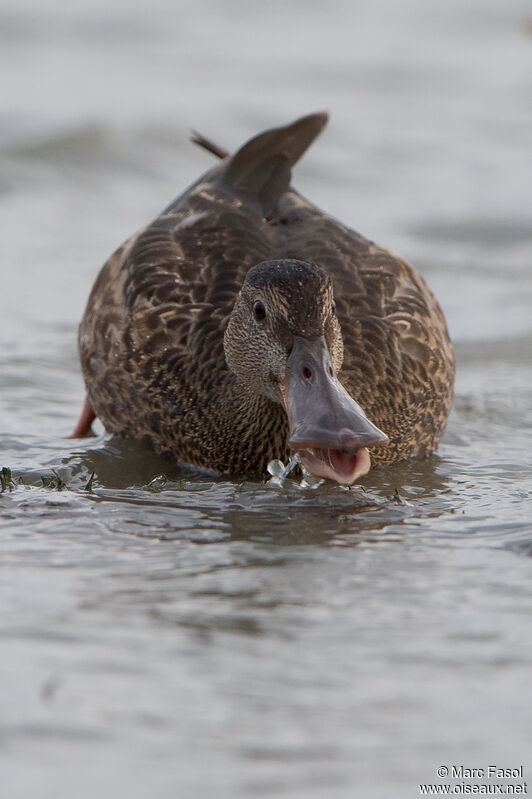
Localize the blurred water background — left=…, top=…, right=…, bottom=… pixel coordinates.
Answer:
left=1, top=1, right=532, bottom=797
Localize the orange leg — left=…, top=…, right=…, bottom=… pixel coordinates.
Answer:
left=70, top=396, right=96, bottom=438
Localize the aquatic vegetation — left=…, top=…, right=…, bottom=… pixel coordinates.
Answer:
left=1, top=467, right=70, bottom=493
left=1, top=466, right=15, bottom=493
left=40, top=470, right=67, bottom=491
left=138, top=474, right=187, bottom=492
left=141, top=474, right=168, bottom=492
left=83, top=471, right=96, bottom=492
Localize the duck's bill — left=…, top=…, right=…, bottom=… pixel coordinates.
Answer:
left=280, top=336, right=388, bottom=485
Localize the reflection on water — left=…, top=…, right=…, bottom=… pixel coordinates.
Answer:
left=1, top=0, right=532, bottom=797
left=53, top=436, right=455, bottom=545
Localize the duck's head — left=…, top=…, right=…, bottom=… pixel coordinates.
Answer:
left=224, top=259, right=388, bottom=484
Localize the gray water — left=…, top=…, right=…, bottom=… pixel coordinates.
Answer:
left=1, top=1, right=532, bottom=797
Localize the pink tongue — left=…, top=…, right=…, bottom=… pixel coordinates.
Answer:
left=319, top=448, right=356, bottom=478
left=297, top=446, right=371, bottom=485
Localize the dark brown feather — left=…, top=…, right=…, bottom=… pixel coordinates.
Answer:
left=78, top=113, right=454, bottom=476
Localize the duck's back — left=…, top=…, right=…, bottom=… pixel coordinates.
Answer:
left=79, top=113, right=454, bottom=470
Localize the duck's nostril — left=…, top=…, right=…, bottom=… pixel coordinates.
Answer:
left=302, top=367, right=312, bottom=380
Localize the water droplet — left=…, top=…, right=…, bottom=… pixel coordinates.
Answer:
left=298, top=465, right=324, bottom=490
left=267, top=459, right=284, bottom=478
left=267, top=454, right=301, bottom=486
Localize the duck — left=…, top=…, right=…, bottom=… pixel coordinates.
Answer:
left=73, top=112, right=455, bottom=485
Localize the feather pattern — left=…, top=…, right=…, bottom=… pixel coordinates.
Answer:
left=78, top=113, right=454, bottom=476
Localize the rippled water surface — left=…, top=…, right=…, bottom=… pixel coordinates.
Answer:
left=1, top=1, right=532, bottom=797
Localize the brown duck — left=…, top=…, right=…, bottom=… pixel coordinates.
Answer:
left=73, top=112, right=455, bottom=484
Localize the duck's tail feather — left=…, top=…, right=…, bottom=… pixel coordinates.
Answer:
left=220, top=111, right=329, bottom=217
left=190, top=131, right=228, bottom=160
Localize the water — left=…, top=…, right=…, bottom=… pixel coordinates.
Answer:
left=1, top=1, right=532, bottom=797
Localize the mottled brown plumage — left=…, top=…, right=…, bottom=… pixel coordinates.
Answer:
left=77, top=112, right=454, bottom=480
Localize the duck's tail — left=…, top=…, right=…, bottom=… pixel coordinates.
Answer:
left=190, top=131, right=228, bottom=160
left=193, top=112, right=329, bottom=218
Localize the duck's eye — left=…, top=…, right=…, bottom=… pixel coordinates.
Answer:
left=253, top=300, right=266, bottom=321
left=331, top=300, right=336, bottom=314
